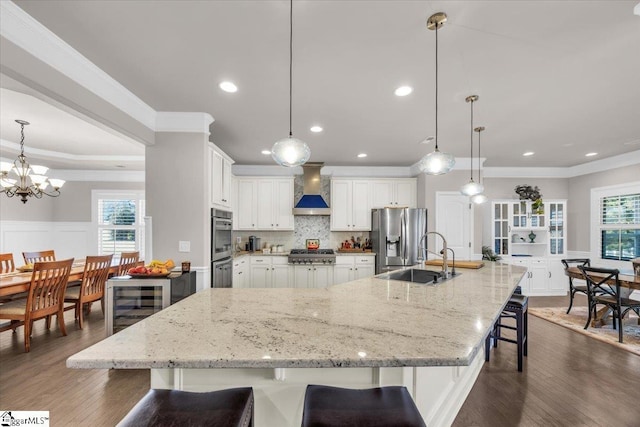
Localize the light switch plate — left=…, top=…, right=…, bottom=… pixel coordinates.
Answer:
left=178, top=241, right=190, bottom=252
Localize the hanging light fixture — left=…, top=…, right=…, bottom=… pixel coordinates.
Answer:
left=418, top=12, right=455, bottom=175
left=471, top=126, right=488, bottom=204
left=1, top=120, right=65, bottom=204
left=460, top=95, right=483, bottom=196
left=271, top=0, right=311, bottom=167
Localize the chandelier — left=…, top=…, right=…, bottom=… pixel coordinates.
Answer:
left=1, top=120, right=65, bottom=204
left=271, top=0, right=311, bottom=167
left=418, top=12, right=455, bottom=175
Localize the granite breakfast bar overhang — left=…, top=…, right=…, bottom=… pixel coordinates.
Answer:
left=67, top=263, right=526, bottom=427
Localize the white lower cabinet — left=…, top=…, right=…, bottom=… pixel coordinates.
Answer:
left=334, top=255, right=376, bottom=285
left=249, top=256, right=291, bottom=288
left=232, top=256, right=249, bottom=288
left=293, top=265, right=334, bottom=288
left=505, top=257, right=566, bottom=296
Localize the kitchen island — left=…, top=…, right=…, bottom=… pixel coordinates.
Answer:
left=68, top=262, right=526, bottom=426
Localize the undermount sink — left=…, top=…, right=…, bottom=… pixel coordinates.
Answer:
left=377, top=269, right=453, bottom=284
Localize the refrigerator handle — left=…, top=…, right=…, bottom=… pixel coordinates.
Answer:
left=400, top=210, right=406, bottom=264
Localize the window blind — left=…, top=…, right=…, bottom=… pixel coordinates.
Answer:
left=599, top=193, right=640, bottom=261
left=96, top=197, right=145, bottom=261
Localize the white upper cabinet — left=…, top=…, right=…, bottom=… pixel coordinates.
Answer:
left=491, top=199, right=567, bottom=258
left=236, top=177, right=294, bottom=231
left=209, top=144, right=233, bottom=210
left=370, top=179, right=417, bottom=209
left=331, top=179, right=371, bottom=231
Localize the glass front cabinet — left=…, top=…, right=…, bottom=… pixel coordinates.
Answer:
left=491, top=199, right=567, bottom=257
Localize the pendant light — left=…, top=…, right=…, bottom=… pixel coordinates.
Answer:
left=460, top=95, right=483, bottom=196
left=471, top=126, right=488, bottom=204
left=418, top=12, right=455, bottom=175
left=271, top=0, right=311, bottom=167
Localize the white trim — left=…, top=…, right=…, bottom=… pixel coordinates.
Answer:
left=51, top=170, right=145, bottom=182
left=0, top=0, right=156, bottom=130
left=590, top=181, right=640, bottom=268
left=155, top=112, right=214, bottom=134
left=0, top=140, right=145, bottom=163
left=233, top=165, right=417, bottom=178
left=484, top=150, right=640, bottom=178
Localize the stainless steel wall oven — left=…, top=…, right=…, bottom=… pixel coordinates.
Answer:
left=211, top=209, right=233, bottom=288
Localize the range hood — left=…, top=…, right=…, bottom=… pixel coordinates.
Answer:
left=293, top=162, right=331, bottom=215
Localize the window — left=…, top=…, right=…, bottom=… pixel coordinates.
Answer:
left=93, top=191, right=145, bottom=262
left=592, top=184, right=640, bottom=263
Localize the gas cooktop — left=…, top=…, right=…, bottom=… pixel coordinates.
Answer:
left=288, top=249, right=336, bottom=264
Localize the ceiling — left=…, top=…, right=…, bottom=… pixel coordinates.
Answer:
left=2, top=0, right=640, bottom=170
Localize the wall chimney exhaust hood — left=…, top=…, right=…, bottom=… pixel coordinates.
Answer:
left=293, top=162, right=331, bottom=215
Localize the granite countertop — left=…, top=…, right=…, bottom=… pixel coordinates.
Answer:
left=67, top=263, right=525, bottom=370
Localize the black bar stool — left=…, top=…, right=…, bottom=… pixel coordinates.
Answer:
left=485, top=289, right=528, bottom=372
left=301, top=384, right=426, bottom=427
left=118, top=388, right=254, bottom=427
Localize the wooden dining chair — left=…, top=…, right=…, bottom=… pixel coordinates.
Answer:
left=561, top=258, right=591, bottom=314
left=579, top=265, right=640, bottom=343
left=0, top=253, right=16, bottom=273
left=22, top=250, right=56, bottom=265
left=0, top=258, right=74, bottom=352
left=64, top=254, right=113, bottom=329
left=117, top=251, right=140, bottom=276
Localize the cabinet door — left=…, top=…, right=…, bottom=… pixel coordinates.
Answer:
left=211, top=150, right=224, bottom=206
left=492, top=202, right=510, bottom=256
left=511, top=201, right=528, bottom=229
left=314, top=265, right=334, bottom=288
left=548, top=201, right=565, bottom=256
left=274, top=179, right=294, bottom=230
left=221, top=156, right=232, bottom=206
left=250, top=265, right=270, bottom=288
left=272, top=264, right=291, bottom=288
left=293, top=265, right=313, bottom=288
left=548, top=258, right=567, bottom=293
left=331, top=180, right=352, bottom=231
left=334, top=264, right=353, bottom=285
left=257, top=180, right=275, bottom=229
left=395, top=180, right=416, bottom=208
left=354, top=265, right=375, bottom=280
left=529, top=260, right=549, bottom=293
left=351, top=180, right=371, bottom=230
left=370, top=181, right=394, bottom=208
left=237, top=180, right=257, bottom=229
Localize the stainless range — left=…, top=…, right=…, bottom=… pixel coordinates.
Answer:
left=288, top=249, right=336, bottom=264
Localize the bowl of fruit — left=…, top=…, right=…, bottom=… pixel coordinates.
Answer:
left=127, top=259, right=175, bottom=278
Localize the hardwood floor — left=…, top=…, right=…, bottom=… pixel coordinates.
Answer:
left=1, top=295, right=638, bottom=426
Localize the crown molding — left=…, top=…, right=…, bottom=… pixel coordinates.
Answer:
left=1, top=2, right=215, bottom=135
left=0, top=139, right=144, bottom=163
left=0, top=1, right=157, bottom=130
left=156, top=112, right=214, bottom=134
left=53, top=169, right=145, bottom=182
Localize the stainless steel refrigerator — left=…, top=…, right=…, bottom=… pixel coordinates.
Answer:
left=371, top=208, right=427, bottom=274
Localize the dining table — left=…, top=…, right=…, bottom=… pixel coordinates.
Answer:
left=565, top=266, right=640, bottom=327
left=0, top=260, right=139, bottom=298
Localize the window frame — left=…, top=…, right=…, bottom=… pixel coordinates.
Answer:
left=590, top=182, right=640, bottom=268
left=92, top=190, right=146, bottom=262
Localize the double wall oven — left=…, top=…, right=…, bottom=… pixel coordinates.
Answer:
left=211, top=208, right=232, bottom=288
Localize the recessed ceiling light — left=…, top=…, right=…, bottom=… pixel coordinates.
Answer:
left=585, top=152, right=598, bottom=157
left=219, top=81, right=238, bottom=93
left=261, top=150, right=271, bottom=155
left=310, top=126, right=323, bottom=133
left=523, top=151, right=535, bottom=157
left=357, top=153, right=367, bottom=158
left=394, top=86, right=413, bottom=97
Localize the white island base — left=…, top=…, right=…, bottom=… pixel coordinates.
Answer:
left=150, top=348, right=484, bottom=427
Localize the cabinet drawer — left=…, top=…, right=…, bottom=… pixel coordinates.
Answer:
left=335, top=256, right=355, bottom=265
left=250, top=256, right=271, bottom=265
left=355, top=256, right=375, bottom=265
left=271, top=256, right=289, bottom=265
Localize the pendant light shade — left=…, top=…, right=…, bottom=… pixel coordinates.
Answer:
left=271, top=0, right=310, bottom=167
left=460, top=95, right=484, bottom=196
left=471, top=126, right=487, bottom=204
left=420, top=12, right=455, bottom=175
left=271, top=136, right=311, bottom=167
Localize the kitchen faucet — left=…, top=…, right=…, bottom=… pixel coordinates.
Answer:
left=441, top=247, right=456, bottom=276
left=417, top=231, right=449, bottom=278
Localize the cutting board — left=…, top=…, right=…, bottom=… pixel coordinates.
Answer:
left=424, top=259, right=485, bottom=269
